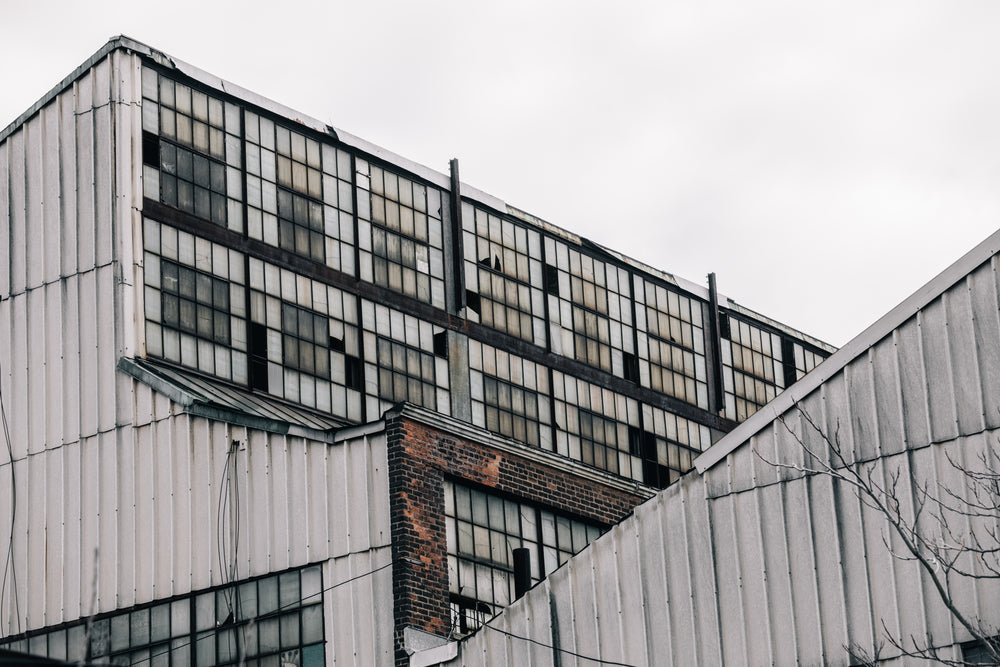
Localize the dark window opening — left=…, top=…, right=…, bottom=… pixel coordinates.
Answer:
left=719, top=312, right=731, bottom=340
left=465, top=290, right=481, bottom=316
left=781, top=338, right=797, bottom=388
left=543, top=264, right=559, bottom=296
left=623, top=352, right=640, bottom=383
left=345, top=355, right=363, bottom=391
left=142, top=131, right=160, bottom=168
left=433, top=331, right=448, bottom=358
left=249, top=322, right=269, bottom=391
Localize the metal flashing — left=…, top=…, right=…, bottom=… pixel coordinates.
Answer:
left=118, top=356, right=347, bottom=438
left=694, top=224, right=1000, bottom=473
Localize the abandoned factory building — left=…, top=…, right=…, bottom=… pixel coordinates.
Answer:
left=0, top=37, right=833, bottom=666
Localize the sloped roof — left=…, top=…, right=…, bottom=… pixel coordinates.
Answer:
left=695, top=223, right=1000, bottom=472
left=118, top=357, right=347, bottom=436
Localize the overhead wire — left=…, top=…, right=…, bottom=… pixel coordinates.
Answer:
left=121, top=549, right=394, bottom=666
left=479, top=621, right=640, bottom=667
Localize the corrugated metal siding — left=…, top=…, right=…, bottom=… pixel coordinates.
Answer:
left=0, top=398, right=390, bottom=635
left=440, top=253, right=1000, bottom=665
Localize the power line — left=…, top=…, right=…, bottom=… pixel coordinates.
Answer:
left=479, top=622, right=639, bottom=667
left=118, top=550, right=394, bottom=666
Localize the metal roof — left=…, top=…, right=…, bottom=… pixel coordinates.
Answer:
left=118, top=356, right=347, bottom=436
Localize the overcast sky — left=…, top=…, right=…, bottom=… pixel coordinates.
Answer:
left=2, top=1, right=999, bottom=347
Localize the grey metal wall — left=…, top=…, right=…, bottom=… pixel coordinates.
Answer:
left=0, top=49, right=395, bottom=664
left=436, top=243, right=1000, bottom=665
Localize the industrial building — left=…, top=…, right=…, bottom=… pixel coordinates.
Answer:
left=0, top=37, right=833, bottom=665
left=420, top=221, right=1000, bottom=664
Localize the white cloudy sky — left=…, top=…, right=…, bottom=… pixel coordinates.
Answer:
left=2, top=1, right=999, bottom=347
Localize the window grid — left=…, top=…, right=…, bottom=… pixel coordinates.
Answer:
left=243, top=111, right=356, bottom=273
left=0, top=566, right=325, bottom=667
left=635, top=278, right=709, bottom=409
left=248, top=257, right=363, bottom=420
left=552, top=371, right=642, bottom=483
left=375, top=337, right=439, bottom=411
left=357, top=161, right=446, bottom=308
left=444, top=481, right=602, bottom=637
left=468, top=341, right=552, bottom=450
left=141, top=71, right=241, bottom=230
left=544, top=238, right=634, bottom=376
left=721, top=315, right=786, bottom=421
left=281, top=302, right=331, bottom=379
left=361, top=301, right=450, bottom=417
left=639, top=404, right=714, bottom=489
left=793, top=342, right=825, bottom=381
left=462, top=203, right=545, bottom=344
left=142, top=218, right=248, bottom=384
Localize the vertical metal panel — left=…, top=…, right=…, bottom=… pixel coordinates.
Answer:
left=43, top=446, right=64, bottom=627
left=613, top=520, right=647, bottom=666
left=632, top=498, right=670, bottom=665
left=45, top=283, right=64, bottom=447
left=920, top=299, right=960, bottom=443
left=59, top=86, right=77, bottom=280
left=8, top=125, right=26, bottom=296
left=93, top=57, right=114, bottom=269
left=24, top=113, right=43, bottom=291
left=62, top=438, right=82, bottom=623
left=0, top=138, right=9, bottom=298
left=896, top=316, right=931, bottom=448
left=781, top=476, right=824, bottom=665
left=41, top=102, right=61, bottom=286
left=26, top=287, right=45, bottom=455
left=567, top=548, right=599, bottom=664
left=74, top=72, right=96, bottom=275
left=871, top=333, right=906, bottom=458
left=324, top=549, right=393, bottom=666
left=709, top=495, right=746, bottom=664
left=971, top=258, right=1000, bottom=430
left=9, top=295, right=27, bottom=462
left=845, top=351, right=878, bottom=461
left=946, top=276, right=986, bottom=435
left=591, top=528, right=625, bottom=665
left=758, top=482, right=798, bottom=666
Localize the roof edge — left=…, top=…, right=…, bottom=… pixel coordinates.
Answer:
left=695, top=223, right=1000, bottom=473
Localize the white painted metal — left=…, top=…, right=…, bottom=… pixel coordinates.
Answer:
left=0, top=50, right=395, bottom=666
left=432, top=243, right=1000, bottom=665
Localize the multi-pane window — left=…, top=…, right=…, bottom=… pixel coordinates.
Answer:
left=281, top=303, right=332, bottom=378
left=444, top=481, right=602, bottom=636
left=143, top=218, right=248, bottom=384
left=141, top=69, right=242, bottom=231
left=635, top=277, right=709, bottom=409
left=468, top=341, right=552, bottom=449
left=248, top=257, right=363, bottom=420
left=361, top=301, right=450, bottom=416
left=244, top=112, right=356, bottom=273
left=636, top=404, right=714, bottom=489
left=720, top=314, right=786, bottom=421
left=357, top=162, right=446, bottom=308
left=462, top=203, right=546, bottom=344
left=551, top=371, right=642, bottom=481
left=544, top=238, right=634, bottom=376
left=0, top=566, right=325, bottom=666
left=792, top=341, right=825, bottom=381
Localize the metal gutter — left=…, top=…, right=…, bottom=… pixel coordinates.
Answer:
left=694, top=224, right=1000, bottom=473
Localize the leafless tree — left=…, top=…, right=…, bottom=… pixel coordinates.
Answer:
left=756, top=408, right=1000, bottom=666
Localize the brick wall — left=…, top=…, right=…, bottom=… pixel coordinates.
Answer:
left=386, top=411, right=647, bottom=666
